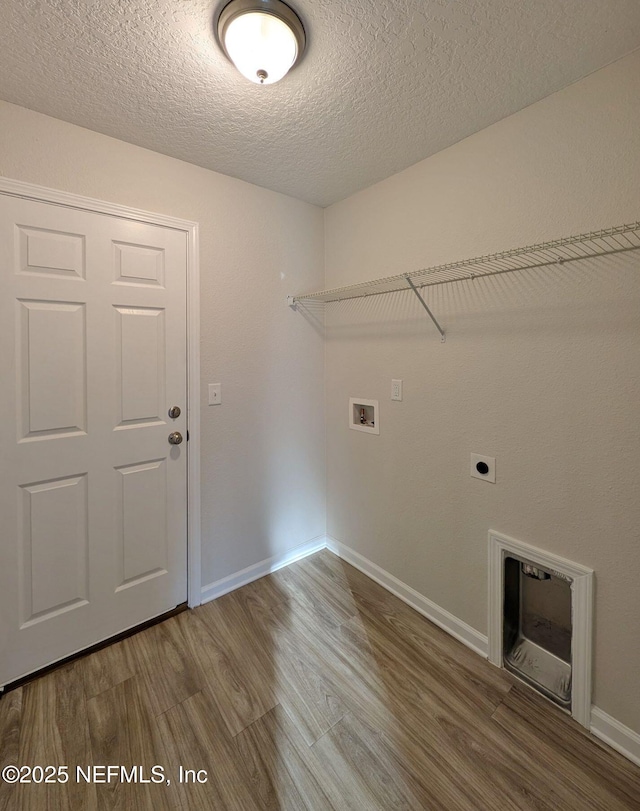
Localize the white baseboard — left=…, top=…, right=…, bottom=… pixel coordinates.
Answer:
left=200, top=535, right=327, bottom=604
left=590, top=707, right=640, bottom=768
left=326, top=535, right=488, bottom=658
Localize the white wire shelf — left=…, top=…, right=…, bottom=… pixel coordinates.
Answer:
left=287, top=221, right=640, bottom=342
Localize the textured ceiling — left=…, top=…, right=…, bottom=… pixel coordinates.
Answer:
left=1, top=1, right=640, bottom=206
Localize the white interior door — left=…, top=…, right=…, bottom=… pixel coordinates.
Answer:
left=0, top=194, right=188, bottom=687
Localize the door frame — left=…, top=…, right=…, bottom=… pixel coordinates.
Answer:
left=0, top=177, right=202, bottom=609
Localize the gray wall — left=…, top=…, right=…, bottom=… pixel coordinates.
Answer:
left=324, top=50, right=640, bottom=733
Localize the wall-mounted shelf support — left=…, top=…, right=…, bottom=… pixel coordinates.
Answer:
left=405, top=275, right=445, bottom=342
left=287, top=221, right=640, bottom=341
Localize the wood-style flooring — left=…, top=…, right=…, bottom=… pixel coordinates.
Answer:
left=1, top=549, right=639, bottom=810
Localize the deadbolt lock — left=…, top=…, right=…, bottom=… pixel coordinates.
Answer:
left=168, top=406, right=181, bottom=419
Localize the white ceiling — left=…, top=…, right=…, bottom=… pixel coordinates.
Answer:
left=1, top=0, right=639, bottom=207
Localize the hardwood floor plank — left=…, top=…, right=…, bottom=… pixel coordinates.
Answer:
left=230, top=575, right=293, bottom=651
left=302, top=556, right=633, bottom=809
left=155, top=689, right=262, bottom=811
left=259, top=595, right=353, bottom=744
left=339, top=607, right=512, bottom=720
left=219, top=586, right=348, bottom=744
left=81, top=636, right=138, bottom=700
left=129, top=616, right=202, bottom=717
left=491, top=684, right=640, bottom=810
left=315, top=550, right=513, bottom=699
left=269, top=562, right=356, bottom=628
left=269, top=586, right=479, bottom=808
left=312, top=711, right=449, bottom=811
left=234, top=704, right=333, bottom=810
left=17, top=661, right=96, bottom=811
left=274, top=627, right=348, bottom=745
left=287, top=556, right=360, bottom=623
left=187, top=597, right=278, bottom=736
left=237, top=573, right=291, bottom=612
left=314, top=644, right=506, bottom=807
left=86, top=676, right=176, bottom=811
left=0, top=688, right=22, bottom=811
left=269, top=584, right=576, bottom=809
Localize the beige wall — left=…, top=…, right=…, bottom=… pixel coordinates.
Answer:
left=0, top=99, right=326, bottom=591
left=324, top=50, right=640, bottom=733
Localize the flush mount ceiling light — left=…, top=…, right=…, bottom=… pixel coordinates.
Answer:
left=217, top=0, right=306, bottom=85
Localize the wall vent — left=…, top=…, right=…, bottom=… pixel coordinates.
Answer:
left=488, top=530, right=594, bottom=727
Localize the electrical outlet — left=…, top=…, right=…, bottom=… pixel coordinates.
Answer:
left=391, top=379, right=403, bottom=401
left=208, top=383, right=221, bottom=405
left=470, top=453, right=496, bottom=483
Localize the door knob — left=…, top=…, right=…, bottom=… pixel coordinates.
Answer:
left=168, top=431, right=183, bottom=445
left=168, top=405, right=181, bottom=419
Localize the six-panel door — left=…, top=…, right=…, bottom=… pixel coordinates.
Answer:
left=0, top=195, right=188, bottom=686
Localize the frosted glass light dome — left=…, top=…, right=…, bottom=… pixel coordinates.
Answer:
left=225, top=12, right=296, bottom=84
left=217, top=0, right=306, bottom=86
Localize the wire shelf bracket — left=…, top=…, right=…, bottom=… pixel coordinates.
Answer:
left=405, top=275, right=445, bottom=342
left=287, top=221, right=640, bottom=342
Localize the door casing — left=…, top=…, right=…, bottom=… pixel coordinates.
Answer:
left=0, top=177, right=202, bottom=611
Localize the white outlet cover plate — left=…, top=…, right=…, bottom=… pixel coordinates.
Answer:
left=470, top=453, right=496, bottom=483
left=391, top=379, right=403, bottom=401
